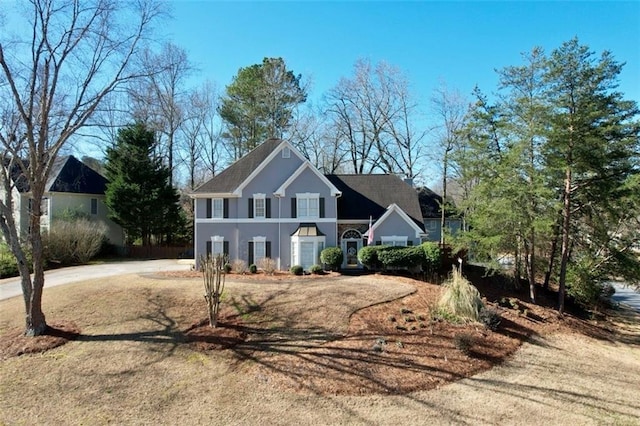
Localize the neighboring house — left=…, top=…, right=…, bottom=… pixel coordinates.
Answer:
left=5, top=155, right=124, bottom=247
left=192, top=138, right=427, bottom=271
left=417, top=186, right=463, bottom=242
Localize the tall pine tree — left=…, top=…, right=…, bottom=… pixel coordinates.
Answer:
left=105, top=123, right=184, bottom=246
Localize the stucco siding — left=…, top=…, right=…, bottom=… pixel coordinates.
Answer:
left=48, top=193, right=124, bottom=246
left=374, top=211, right=421, bottom=245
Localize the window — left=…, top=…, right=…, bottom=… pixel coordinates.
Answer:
left=253, top=237, right=266, bottom=263
left=91, top=198, right=98, bottom=215
left=291, top=236, right=326, bottom=270
left=296, top=193, right=319, bottom=219
left=282, top=147, right=291, bottom=158
left=254, top=195, right=265, bottom=218
left=426, top=220, right=438, bottom=230
left=381, top=236, right=408, bottom=247
left=212, top=198, right=223, bottom=218
left=211, top=236, right=224, bottom=256
left=41, top=198, right=49, bottom=216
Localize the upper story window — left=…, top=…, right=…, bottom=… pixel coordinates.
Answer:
left=90, top=198, right=98, bottom=215
left=282, top=147, right=291, bottom=158
left=297, top=193, right=319, bottom=219
left=254, top=194, right=266, bottom=219
left=212, top=198, right=224, bottom=218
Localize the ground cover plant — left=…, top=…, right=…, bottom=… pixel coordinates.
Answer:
left=1, top=271, right=639, bottom=424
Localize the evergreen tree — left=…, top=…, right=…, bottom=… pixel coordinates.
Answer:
left=105, top=123, right=185, bottom=246
left=219, top=57, right=307, bottom=159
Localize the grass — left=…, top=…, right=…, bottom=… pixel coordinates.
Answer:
left=1, top=273, right=639, bottom=425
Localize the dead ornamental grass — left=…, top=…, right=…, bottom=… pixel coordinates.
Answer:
left=0, top=273, right=639, bottom=425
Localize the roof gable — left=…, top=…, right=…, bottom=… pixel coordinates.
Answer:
left=364, top=203, right=426, bottom=239
left=9, top=155, right=107, bottom=194
left=192, top=138, right=289, bottom=196
left=274, top=162, right=341, bottom=197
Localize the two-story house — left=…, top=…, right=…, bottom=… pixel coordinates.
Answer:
left=191, top=138, right=427, bottom=271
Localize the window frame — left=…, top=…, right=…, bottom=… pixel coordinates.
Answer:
left=253, top=236, right=267, bottom=263
left=380, top=235, right=408, bottom=247
left=90, top=198, right=98, bottom=215
left=296, top=193, right=320, bottom=219
left=212, top=198, right=224, bottom=218
left=211, top=235, right=224, bottom=256
left=253, top=194, right=266, bottom=219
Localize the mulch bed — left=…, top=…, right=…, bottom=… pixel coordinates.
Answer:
left=0, top=321, right=80, bottom=360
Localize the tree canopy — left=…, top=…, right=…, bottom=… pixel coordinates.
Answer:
left=105, top=123, right=185, bottom=247
left=219, top=57, right=307, bottom=159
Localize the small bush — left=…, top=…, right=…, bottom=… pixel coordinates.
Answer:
left=479, top=306, right=501, bottom=331
left=257, top=257, right=277, bottom=275
left=358, top=245, right=386, bottom=269
left=320, top=247, right=343, bottom=271
left=438, top=267, right=484, bottom=321
left=290, top=265, right=303, bottom=275
left=44, top=218, right=107, bottom=265
left=249, top=263, right=258, bottom=274
left=0, top=244, right=33, bottom=278
left=377, top=246, right=423, bottom=269
left=453, top=333, right=474, bottom=355
left=310, top=264, right=323, bottom=274
left=223, top=263, right=232, bottom=273
left=232, top=259, right=248, bottom=274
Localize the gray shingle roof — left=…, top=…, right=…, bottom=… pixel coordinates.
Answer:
left=193, top=138, right=284, bottom=194
left=326, top=174, right=424, bottom=229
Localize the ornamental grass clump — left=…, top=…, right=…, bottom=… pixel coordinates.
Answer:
left=438, top=267, right=484, bottom=321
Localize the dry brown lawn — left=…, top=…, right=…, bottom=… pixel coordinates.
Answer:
left=1, top=272, right=639, bottom=425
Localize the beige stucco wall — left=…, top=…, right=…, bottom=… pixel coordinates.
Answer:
left=46, top=192, right=124, bottom=246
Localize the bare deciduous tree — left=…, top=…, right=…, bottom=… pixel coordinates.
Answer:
left=0, top=0, right=162, bottom=336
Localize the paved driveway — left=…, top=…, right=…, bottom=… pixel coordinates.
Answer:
left=0, top=259, right=192, bottom=301
left=611, top=282, right=640, bottom=313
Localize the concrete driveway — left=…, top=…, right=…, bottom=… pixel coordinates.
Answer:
left=0, top=259, right=192, bottom=301
left=612, top=282, right=640, bottom=313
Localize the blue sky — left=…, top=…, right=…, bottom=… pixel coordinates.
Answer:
left=165, top=1, right=640, bottom=106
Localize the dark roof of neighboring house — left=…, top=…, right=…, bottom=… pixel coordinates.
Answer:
left=6, top=155, right=107, bottom=194
left=417, top=186, right=442, bottom=218
left=326, top=174, right=424, bottom=228
left=193, top=138, right=284, bottom=194
left=45, top=155, right=107, bottom=194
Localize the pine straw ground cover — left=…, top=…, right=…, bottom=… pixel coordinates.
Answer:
left=1, top=271, right=639, bottom=424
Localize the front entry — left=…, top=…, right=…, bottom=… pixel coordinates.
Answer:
left=346, top=241, right=358, bottom=266
left=341, top=229, right=363, bottom=268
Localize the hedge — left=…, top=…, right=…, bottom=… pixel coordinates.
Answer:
left=358, top=242, right=443, bottom=272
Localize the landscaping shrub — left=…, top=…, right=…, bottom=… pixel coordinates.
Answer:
left=566, top=259, right=612, bottom=309
left=224, top=263, right=232, bottom=273
left=479, top=306, right=501, bottom=331
left=44, top=218, right=107, bottom=265
left=0, top=244, right=33, bottom=278
left=232, top=259, right=248, bottom=274
left=358, top=245, right=386, bottom=269
left=310, top=264, right=323, bottom=274
left=421, top=242, right=442, bottom=274
left=453, top=332, right=474, bottom=355
left=438, top=267, right=484, bottom=321
left=320, top=246, right=343, bottom=271
left=290, top=265, right=303, bottom=275
left=249, top=263, right=258, bottom=274
left=258, top=257, right=277, bottom=275
left=377, top=246, right=424, bottom=269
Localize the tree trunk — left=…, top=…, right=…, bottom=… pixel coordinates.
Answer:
left=25, top=188, right=48, bottom=336
left=525, top=231, right=536, bottom=303
left=441, top=151, right=447, bottom=245
left=557, top=166, right=572, bottom=314
left=543, top=219, right=561, bottom=289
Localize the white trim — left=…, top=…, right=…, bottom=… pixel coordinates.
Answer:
left=274, top=162, right=342, bottom=197
left=291, top=235, right=326, bottom=270
left=196, top=218, right=337, bottom=224
left=234, top=140, right=305, bottom=197
left=190, top=192, right=237, bottom=199
left=211, top=235, right=224, bottom=255
left=295, top=192, right=320, bottom=219
left=212, top=198, right=224, bottom=218
left=363, top=203, right=425, bottom=239
left=381, top=235, right=408, bottom=246
left=253, top=193, right=266, bottom=219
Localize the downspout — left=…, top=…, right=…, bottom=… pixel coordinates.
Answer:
left=276, top=194, right=282, bottom=270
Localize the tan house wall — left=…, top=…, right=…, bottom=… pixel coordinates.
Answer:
left=46, top=192, right=124, bottom=246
